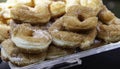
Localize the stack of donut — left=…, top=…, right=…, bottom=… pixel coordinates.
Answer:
left=1, top=0, right=74, bottom=66
left=98, top=6, right=120, bottom=43
left=1, top=0, right=120, bottom=67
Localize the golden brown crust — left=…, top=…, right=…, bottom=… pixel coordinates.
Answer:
left=79, top=0, right=103, bottom=15
left=50, top=1, right=65, bottom=17
left=98, top=6, right=120, bottom=25
left=62, top=16, right=98, bottom=31
left=1, top=0, right=120, bottom=67
left=0, top=24, right=10, bottom=42
left=66, top=5, right=97, bottom=19
left=80, top=28, right=97, bottom=50
left=49, top=17, right=97, bottom=49
left=46, top=45, right=74, bottom=59
left=66, top=0, right=103, bottom=19
left=1, top=39, right=46, bottom=66
left=97, top=22, right=120, bottom=43
left=6, top=0, right=34, bottom=7
left=10, top=4, right=51, bottom=24
left=49, top=18, right=83, bottom=48
left=10, top=23, right=52, bottom=53
left=18, top=47, right=47, bottom=54
left=12, top=23, right=51, bottom=43
left=49, top=4, right=98, bottom=48
left=63, top=4, right=99, bottom=39
left=65, top=0, right=80, bottom=13
left=98, top=6, right=116, bottom=24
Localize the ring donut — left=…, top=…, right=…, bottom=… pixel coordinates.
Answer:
left=64, top=2, right=98, bottom=49
left=97, top=22, right=120, bottom=43
left=62, top=5, right=98, bottom=32
left=65, top=0, right=102, bottom=19
left=11, top=23, right=52, bottom=53
left=49, top=18, right=83, bottom=48
left=1, top=39, right=46, bottom=66
left=49, top=3, right=98, bottom=48
left=49, top=16, right=97, bottom=49
left=62, top=15, right=98, bottom=32
left=10, top=0, right=51, bottom=24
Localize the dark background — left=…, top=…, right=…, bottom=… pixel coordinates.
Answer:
left=0, top=0, right=120, bottom=69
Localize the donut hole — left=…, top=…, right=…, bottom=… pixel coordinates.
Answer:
left=28, top=32, right=33, bottom=36
left=78, top=15, right=85, bottom=22
left=13, top=20, right=23, bottom=24
left=7, top=30, right=10, bottom=37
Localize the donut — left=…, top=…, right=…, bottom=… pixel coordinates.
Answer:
left=46, top=45, right=74, bottom=59
left=49, top=17, right=97, bottom=48
left=62, top=15, right=98, bottom=32
left=10, top=0, right=51, bottom=24
left=49, top=17, right=83, bottom=48
left=49, top=3, right=98, bottom=48
left=1, top=39, right=46, bottom=66
left=65, top=0, right=102, bottom=19
left=64, top=3, right=98, bottom=32
left=11, top=23, right=52, bottom=53
left=97, top=22, right=120, bottom=43
left=98, top=6, right=120, bottom=25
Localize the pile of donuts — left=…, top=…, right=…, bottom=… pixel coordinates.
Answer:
left=0, top=0, right=120, bottom=67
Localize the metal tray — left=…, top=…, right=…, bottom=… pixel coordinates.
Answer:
left=9, top=41, right=120, bottom=69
